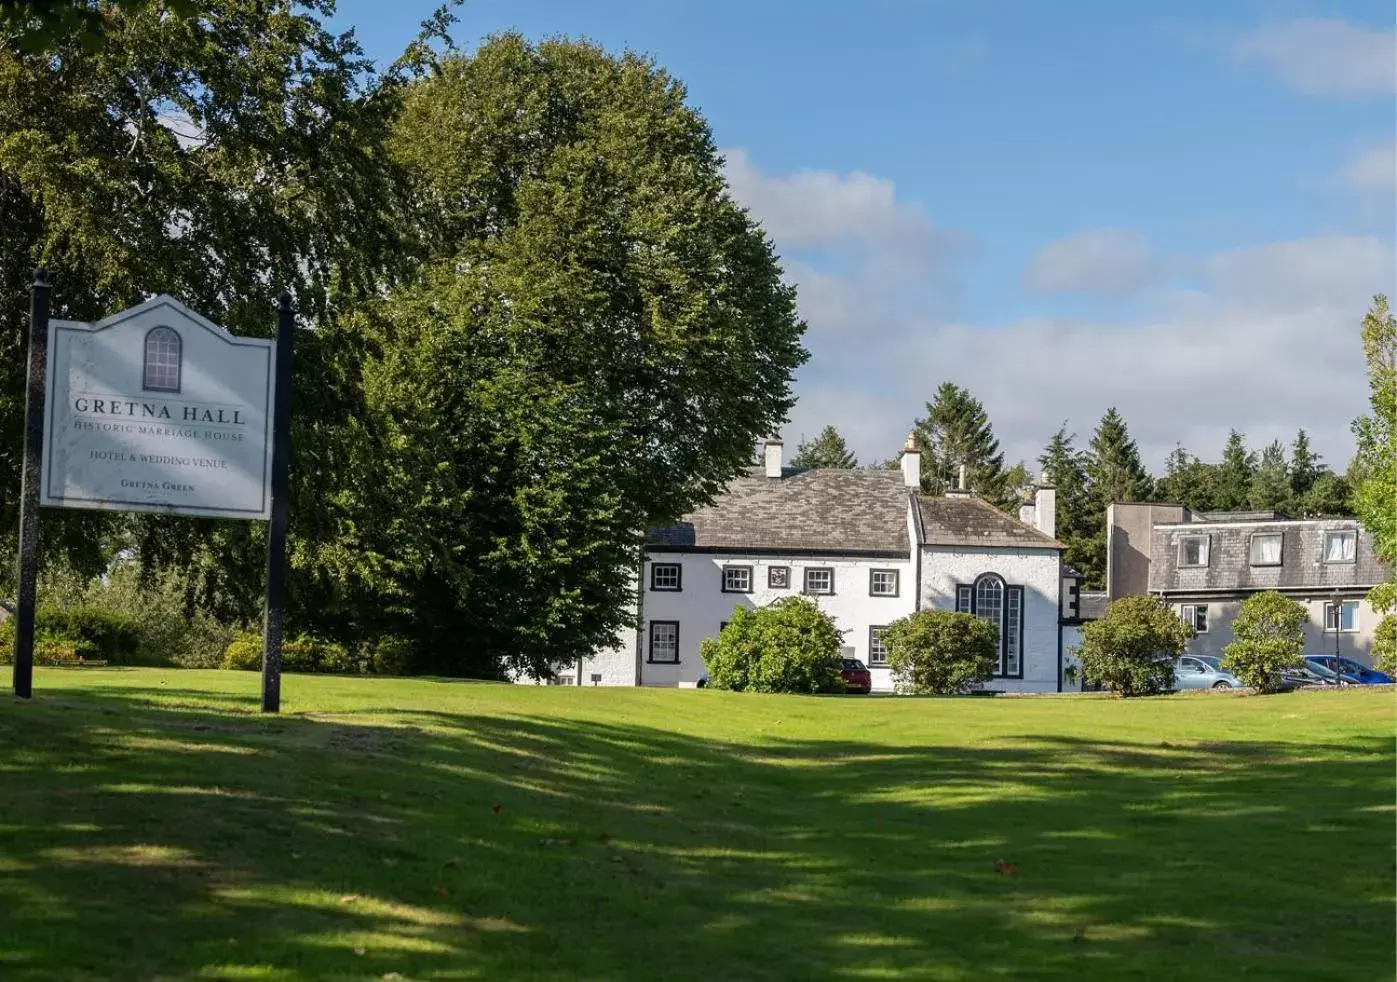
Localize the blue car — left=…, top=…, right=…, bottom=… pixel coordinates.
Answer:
left=1302, top=655, right=1393, bottom=686
left=1174, top=655, right=1243, bottom=690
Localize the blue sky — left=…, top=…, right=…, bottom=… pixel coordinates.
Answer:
left=332, top=0, right=1395, bottom=472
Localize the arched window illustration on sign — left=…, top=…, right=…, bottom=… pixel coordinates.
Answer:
left=142, top=326, right=182, bottom=393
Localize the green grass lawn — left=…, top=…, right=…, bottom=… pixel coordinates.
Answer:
left=0, top=670, right=1392, bottom=981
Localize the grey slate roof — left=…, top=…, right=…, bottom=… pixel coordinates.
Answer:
left=916, top=494, right=1065, bottom=550
left=1149, top=518, right=1385, bottom=595
left=647, top=468, right=912, bottom=556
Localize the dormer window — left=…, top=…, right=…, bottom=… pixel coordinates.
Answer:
left=1249, top=533, right=1283, bottom=566
left=1322, top=530, right=1357, bottom=564
left=1178, top=535, right=1210, bottom=568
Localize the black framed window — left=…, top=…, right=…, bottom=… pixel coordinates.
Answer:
left=648, top=621, right=679, bottom=663
left=803, top=567, right=834, bottom=595
left=952, top=574, right=1024, bottom=678
left=869, top=569, right=899, bottom=597
left=869, top=626, right=890, bottom=667
left=721, top=566, right=753, bottom=593
left=768, top=566, right=790, bottom=590
left=650, top=563, right=682, bottom=591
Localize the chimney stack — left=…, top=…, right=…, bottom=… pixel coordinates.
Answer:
left=763, top=436, right=783, bottom=479
left=899, top=432, right=921, bottom=489
left=958, top=462, right=967, bottom=491
left=1033, top=471, right=1057, bottom=539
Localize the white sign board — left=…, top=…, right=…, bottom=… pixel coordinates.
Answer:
left=40, top=295, right=275, bottom=520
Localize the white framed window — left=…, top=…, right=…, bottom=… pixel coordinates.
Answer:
left=1324, top=600, right=1359, bottom=633
left=1249, top=533, right=1283, bottom=566
left=650, top=563, right=681, bottom=591
left=869, top=569, right=899, bottom=597
left=1322, top=530, right=1357, bottom=564
left=768, top=566, right=790, bottom=590
left=142, top=326, right=182, bottom=393
left=803, top=567, right=834, bottom=595
left=1178, top=535, right=1210, bottom=567
left=868, top=626, right=890, bottom=667
left=1181, top=604, right=1208, bottom=633
left=648, top=621, right=679, bottom=663
left=721, top=566, right=752, bottom=593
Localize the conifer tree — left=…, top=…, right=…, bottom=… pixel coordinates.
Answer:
left=911, top=383, right=1010, bottom=506
left=1248, top=440, right=1291, bottom=511
left=789, top=425, right=858, bottom=469
left=1214, top=430, right=1256, bottom=511
left=1038, top=424, right=1097, bottom=582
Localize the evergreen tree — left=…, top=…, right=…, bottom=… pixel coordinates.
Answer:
left=1248, top=440, right=1291, bottom=511
left=789, top=425, right=858, bottom=469
left=1086, top=408, right=1153, bottom=506
left=1038, top=424, right=1097, bottom=583
left=1297, top=470, right=1352, bottom=517
left=911, top=382, right=1010, bottom=506
left=1289, top=429, right=1322, bottom=505
left=1081, top=409, right=1152, bottom=589
left=1214, top=430, right=1256, bottom=511
left=1156, top=445, right=1218, bottom=512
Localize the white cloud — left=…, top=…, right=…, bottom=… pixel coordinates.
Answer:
left=722, top=148, right=958, bottom=276
left=1334, top=139, right=1396, bottom=202
left=723, top=151, right=1391, bottom=476
left=1235, top=18, right=1396, bottom=97
left=1023, top=228, right=1158, bottom=295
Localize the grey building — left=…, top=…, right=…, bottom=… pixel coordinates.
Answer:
left=1107, top=503, right=1386, bottom=664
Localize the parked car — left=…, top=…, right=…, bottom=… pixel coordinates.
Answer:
left=1303, top=655, right=1393, bottom=686
left=839, top=658, right=872, bottom=694
left=1174, top=655, right=1242, bottom=690
left=1279, top=664, right=1337, bottom=690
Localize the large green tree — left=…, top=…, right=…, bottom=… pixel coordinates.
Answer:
left=0, top=0, right=418, bottom=602
left=790, top=425, right=857, bottom=469
left=1155, top=445, right=1218, bottom=512
left=313, top=36, right=808, bottom=678
left=1079, top=408, right=1152, bottom=586
left=912, top=382, right=1010, bottom=505
left=1248, top=440, right=1291, bottom=512
left=1288, top=429, right=1322, bottom=506
left=1213, top=430, right=1256, bottom=511
left=1038, top=424, right=1097, bottom=582
left=1352, top=295, right=1396, bottom=564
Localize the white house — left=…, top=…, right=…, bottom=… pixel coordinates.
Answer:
left=566, top=437, right=1078, bottom=693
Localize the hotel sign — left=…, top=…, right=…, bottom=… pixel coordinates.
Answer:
left=40, top=295, right=276, bottom=520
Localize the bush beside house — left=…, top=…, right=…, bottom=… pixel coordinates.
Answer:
left=700, top=597, right=844, bottom=694
left=882, top=610, right=997, bottom=695
left=1221, top=591, right=1307, bottom=693
left=1074, top=595, right=1193, bottom=697
left=1367, top=582, right=1397, bottom=677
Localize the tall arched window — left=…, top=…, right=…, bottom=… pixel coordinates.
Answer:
left=143, top=326, right=182, bottom=393
left=956, top=573, right=1024, bottom=678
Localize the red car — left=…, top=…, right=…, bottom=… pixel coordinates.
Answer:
left=839, top=657, right=872, bottom=694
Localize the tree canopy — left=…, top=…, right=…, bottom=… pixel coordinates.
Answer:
left=1352, top=295, right=1396, bottom=565
left=912, top=382, right=1012, bottom=507
left=790, top=425, right=857, bottom=469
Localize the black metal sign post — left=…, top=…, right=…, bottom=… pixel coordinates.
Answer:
left=12, top=269, right=51, bottom=700
left=260, top=292, right=295, bottom=713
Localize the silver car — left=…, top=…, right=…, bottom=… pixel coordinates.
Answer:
left=1174, top=655, right=1242, bottom=690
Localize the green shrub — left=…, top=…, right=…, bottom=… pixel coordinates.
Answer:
left=369, top=636, right=414, bottom=676
left=700, top=597, right=844, bottom=694
left=1074, top=595, right=1193, bottom=697
left=882, top=610, right=997, bottom=695
left=1368, top=582, right=1397, bottom=677
left=35, top=639, right=83, bottom=665
left=221, top=632, right=263, bottom=671
left=1221, top=591, right=1306, bottom=693
left=36, top=606, right=141, bottom=664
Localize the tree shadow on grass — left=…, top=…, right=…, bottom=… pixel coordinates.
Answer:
left=0, top=686, right=1392, bottom=981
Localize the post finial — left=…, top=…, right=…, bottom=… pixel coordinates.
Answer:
left=277, top=290, right=294, bottom=312
left=33, top=267, right=50, bottom=287
left=903, top=432, right=917, bottom=453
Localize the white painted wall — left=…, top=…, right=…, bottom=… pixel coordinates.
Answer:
left=640, top=551, right=917, bottom=687
left=919, top=545, right=1063, bottom=693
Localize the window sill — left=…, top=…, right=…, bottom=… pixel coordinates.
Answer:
left=1320, top=559, right=1357, bottom=566
left=650, top=587, right=682, bottom=592
left=646, top=659, right=680, bottom=665
left=1177, top=563, right=1209, bottom=569
left=1248, top=562, right=1282, bottom=568
left=720, top=589, right=753, bottom=595
left=803, top=591, right=835, bottom=597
